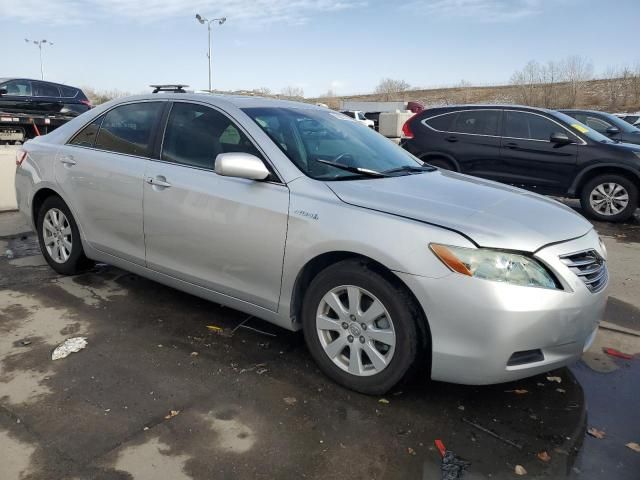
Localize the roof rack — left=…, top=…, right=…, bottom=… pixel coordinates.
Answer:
left=150, top=84, right=189, bottom=94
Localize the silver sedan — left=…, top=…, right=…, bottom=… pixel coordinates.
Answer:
left=15, top=92, right=607, bottom=394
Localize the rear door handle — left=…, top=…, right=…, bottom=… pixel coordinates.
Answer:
left=445, top=136, right=458, bottom=143
left=503, top=142, right=519, bottom=149
left=146, top=176, right=172, bottom=188
left=59, top=155, right=76, bottom=166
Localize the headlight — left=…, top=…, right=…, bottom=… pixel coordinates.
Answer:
left=430, top=244, right=559, bottom=289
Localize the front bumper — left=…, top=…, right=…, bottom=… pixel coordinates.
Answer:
left=397, top=229, right=607, bottom=385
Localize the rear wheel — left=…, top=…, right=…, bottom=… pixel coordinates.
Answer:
left=37, top=196, right=92, bottom=274
left=580, top=174, right=638, bottom=222
left=424, top=157, right=455, bottom=171
left=302, top=260, right=425, bottom=395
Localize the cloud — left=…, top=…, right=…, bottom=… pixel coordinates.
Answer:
left=0, top=0, right=364, bottom=26
left=405, top=0, right=545, bottom=22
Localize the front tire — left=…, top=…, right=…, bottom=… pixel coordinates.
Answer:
left=302, top=260, right=425, bottom=395
left=580, top=175, right=638, bottom=222
left=37, top=196, right=91, bottom=275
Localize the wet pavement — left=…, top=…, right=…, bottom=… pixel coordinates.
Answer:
left=0, top=206, right=639, bottom=479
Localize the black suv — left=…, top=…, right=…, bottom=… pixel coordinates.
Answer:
left=0, top=78, right=91, bottom=116
left=401, top=105, right=640, bottom=222
left=560, top=109, right=640, bottom=145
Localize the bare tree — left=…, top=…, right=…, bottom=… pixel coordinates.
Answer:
left=560, top=55, right=593, bottom=107
left=374, top=78, right=411, bottom=100
left=280, top=85, right=304, bottom=98
left=603, top=66, right=622, bottom=110
left=82, top=87, right=130, bottom=105
left=254, top=87, right=272, bottom=96
left=510, top=60, right=542, bottom=106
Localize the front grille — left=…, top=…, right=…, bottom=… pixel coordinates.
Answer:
left=559, top=249, right=608, bottom=293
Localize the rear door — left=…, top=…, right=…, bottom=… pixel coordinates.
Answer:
left=499, top=110, right=579, bottom=194
left=57, top=101, right=165, bottom=264
left=143, top=101, right=289, bottom=311
left=31, top=81, right=64, bottom=114
left=421, top=109, right=502, bottom=175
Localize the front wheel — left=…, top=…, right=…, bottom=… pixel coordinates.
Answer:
left=302, top=260, right=426, bottom=395
left=580, top=175, right=638, bottom=222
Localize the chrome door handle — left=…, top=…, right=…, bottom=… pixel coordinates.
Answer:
left=60, top=155, right=76, bottom=166
left=146, top=176, right=172, bottom=188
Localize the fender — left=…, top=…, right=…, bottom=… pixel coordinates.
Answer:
left=418, top=152, right=461, bottom=172
left=568, top=162, right=640, bottom=196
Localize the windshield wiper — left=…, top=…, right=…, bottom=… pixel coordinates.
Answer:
left=316, top=159, right=388, bottom=177
left=382, top=164, right=436, bottom=175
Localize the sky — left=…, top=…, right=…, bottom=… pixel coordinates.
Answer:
left=1, top=0, right=639, bottom=97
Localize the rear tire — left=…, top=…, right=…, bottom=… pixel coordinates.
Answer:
left=580, top=174, right=638, bottom=222
left=37, top=196, right=92, bottom=275
left=424, top=157, right=455, bottom=171
left=302, top=260, right=426, bottom=395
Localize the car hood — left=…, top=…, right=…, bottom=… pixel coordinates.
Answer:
left=326, top=170, right=593, bottom=252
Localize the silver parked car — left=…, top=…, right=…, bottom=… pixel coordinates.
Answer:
left=15, top=92, right=608, bottom=394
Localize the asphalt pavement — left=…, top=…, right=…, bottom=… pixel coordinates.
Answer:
left=0, top=204, right=638, bottom=480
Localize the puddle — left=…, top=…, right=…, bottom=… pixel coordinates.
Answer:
left=54, top=273, right=128, bottom=307
left=204, top=409, right=256, bottom=454
left=113, top=436, right=192, bottom=480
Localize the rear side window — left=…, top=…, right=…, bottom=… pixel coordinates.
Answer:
left=504, top=111, right=562, bottom=141
left=424, top=112, right=456, bottom=132
left=69, top=117, right=103, bottom=147
left=33, top=82, right=60, bottom=97
left=1, top=79, right=32, bottom=96
left=60, top=86, right=78, bottom=98
left=95, top=102, right=163, bottom=157
left=161, top=102, right=262, bottom=169
left=450, top=110, right=500, bottom=135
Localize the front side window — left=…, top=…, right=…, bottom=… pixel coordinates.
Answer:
left=69, top=117, right=103, bottom=147
left=33, top=82, right=60, bottom=97
left=161, top=102, right=262, bottom=169
left=451, top=110, right=500, bottom=136
left=95, top=102, right=163, bottom=157
left=504, top=111, right=563, bottom=141
left=243, top=107, right=420, bottom=180
left=584, top=116, right=612, bottom=134
left=1, top=79, right=32, bottom=96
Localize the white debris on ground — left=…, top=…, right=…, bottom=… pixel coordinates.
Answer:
left=51, top=337, right=88, bottom=360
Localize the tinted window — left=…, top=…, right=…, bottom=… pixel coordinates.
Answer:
left=341, top=111, right=355, bottom=118
left=33, top=82, right=60, bottom=97
left=69, top=117, right=103, bottom=147
left=95, top=102, right=162, bottom=157
left=425, top=112, right=456, bottom=131
left=243, top=107, right=420, bottom=180
left=451, top=110, right=500, bottom=135
left=60, top=86, right=77, bottom=98
left=584, top=116, right=612, bottom=133
left=504, top=111, right=561, bottom=141
left=1, top=80, right=31, bottom=96
left=161, top=102, right=262, bottom=169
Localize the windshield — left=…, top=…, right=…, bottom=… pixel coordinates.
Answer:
left=242, top=107, right=420, bottom=180
left=553, top=111, right=612, bottom=143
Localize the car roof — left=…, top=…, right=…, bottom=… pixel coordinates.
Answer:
left=422, top=104, right=559, bottom=115
left=109, top=92, right=325, bottom=111
left=0, top=77, right=81, bottom=89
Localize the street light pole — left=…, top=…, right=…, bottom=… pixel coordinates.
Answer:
left=195, top=14, right=226, bottom=92
left=25, top=39, right=53, bottom=80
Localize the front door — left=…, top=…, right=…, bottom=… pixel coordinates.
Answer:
left=57, top=101, right=164, bottom=264
left=143, top=101, right=289, bottom=311
left=499, top=110, right=578, bottom=194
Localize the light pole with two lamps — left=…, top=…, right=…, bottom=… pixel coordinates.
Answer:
left=25, top=38, right=53, bottom=80
left=195, top=14, right=226, bottom=92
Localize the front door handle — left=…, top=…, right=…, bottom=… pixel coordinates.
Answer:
left=503, top=142, right=519, bottom=149
left=146, top=176, right=172, bottom=188
left=59, top=155, right=76, bottom=166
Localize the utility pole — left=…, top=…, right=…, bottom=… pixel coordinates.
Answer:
left=195, top=14, right=226, bottom=91
left=25, top=39, right=53, bottom=80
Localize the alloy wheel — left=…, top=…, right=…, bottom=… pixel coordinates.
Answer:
left=589, top=182, right=629, bottom=216
left=43, top=208, right=73, bottom=263
left=315, top=285, right=396, bottom=377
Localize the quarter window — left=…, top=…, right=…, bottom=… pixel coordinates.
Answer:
left=60, top=86, right=78, bottom=98
left=33, top=82, right=60, bottom=97
left=95, top=102, right=163, bottom=157
left=504, top=111, right=562, bottom=141
left=161, top=102, right=262, bottom=169
left=1, top=80, right=32, bottom=96
left=425, top=112, right=456, bottom=132
left=451, top=110, right=500, bottom=136
left=69, top=117, right=103, bottom=147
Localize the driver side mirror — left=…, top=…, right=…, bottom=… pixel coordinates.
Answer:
left=605, top=126, right=620, bottom=136
left=0, top=87, right=7, bottom=96
left=550, top=132, right=574, bottom=145
left=214, top=152, right=270, bottom=181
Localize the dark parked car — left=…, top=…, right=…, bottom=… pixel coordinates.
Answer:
left=561, top=109, right=640, bottom=145
left=401, top=105, right=640, bottom=222
left=0, top=78, right=91, bottom=116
